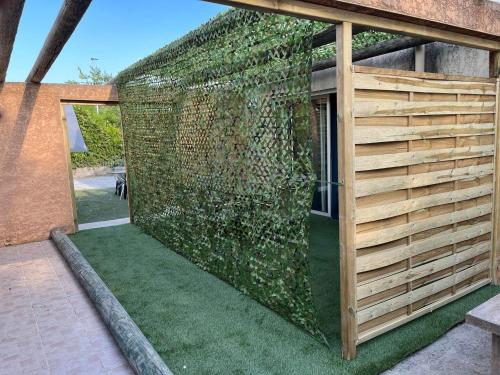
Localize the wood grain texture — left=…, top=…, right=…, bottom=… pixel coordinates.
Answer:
left=356, top=184, right=493, bottom=224
left=355, top=123, right=495, bottom=144
left=355, top=163, right=494, bottom=197
left=354, top=74, right=496, bottom=95
left=27, top=0, right=92, bottom=83
left=349, top=67, right=497, bottom=345
left=357, top=221, right=492, bottom=273
left=357, top=241, right=491, bottom=299
left=357, top=278, right=491, bottom=343
left=210, top=0, right=500, bottom=50
left=354, top=101, right=495, bottom=117
left=356, top=203, right=493, bottom=248
left=0, top=0, right=25, bottom=82
left=355, top=145, right=494, bottom=171
left=357, top=259, right=490, bottom=324
left=337, top=22, right=357, bottom=360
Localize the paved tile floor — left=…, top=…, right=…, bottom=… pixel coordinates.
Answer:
left=0, top=240, right=133, bottom=375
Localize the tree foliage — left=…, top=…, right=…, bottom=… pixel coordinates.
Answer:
left=70, top=105, right=124, bottom=168
left=67, top=64, right=114, bottom=85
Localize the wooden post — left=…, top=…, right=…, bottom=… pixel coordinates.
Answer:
left=490, top=51, right=500, bottom=79
left=0, top=0, right=25, bottom=82
left=60, top=103, right=79, bottom=232
left=26, top=0, right=92, bottom=83
left=336, top=21, right=357, bottom=360
left=415, top=45, right=425, bottom=72
left=491, top=50, right=500, bottom=285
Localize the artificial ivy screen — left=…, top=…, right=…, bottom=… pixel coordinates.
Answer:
left=115, top=9, right=320, bottom=335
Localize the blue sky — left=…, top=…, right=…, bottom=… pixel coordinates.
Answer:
left=7, top=0, right=228, bottom=83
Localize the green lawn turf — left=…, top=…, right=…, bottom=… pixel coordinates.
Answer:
left=70, top=217, right=500, bottom=375
left=75, top=188, right=129, bottom=224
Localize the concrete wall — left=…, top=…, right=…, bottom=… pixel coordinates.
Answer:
left=425, top=42, right=489, bottom=77
left=0, top=83, right=118, bottom=246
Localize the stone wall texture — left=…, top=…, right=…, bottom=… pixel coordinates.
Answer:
left=0, top=83, right=118, bottom=246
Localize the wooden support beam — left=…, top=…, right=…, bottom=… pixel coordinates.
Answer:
left=312, top=36, right=430, bottom=72
left=491, top=50, right=500, bottom=285
left=209, top=0, right=500, bottom=40
left=336, top=21, right=357, bottom=360
left=312, top=24, right=370, bottom=48
left=414, top=44, right=425, bottom=72
left=491, top=51, right=500, bottom=78
left=26, top=0, right=92, bottom=83
left=0, top=0, right=25, bottom=83
left=207, top=0, right=500, bottom=51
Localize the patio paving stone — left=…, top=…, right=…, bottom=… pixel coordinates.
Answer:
left=0, top=240, right=133, bottom=375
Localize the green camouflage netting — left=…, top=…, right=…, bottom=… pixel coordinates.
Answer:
left=115, top=9, right=319, bottom=335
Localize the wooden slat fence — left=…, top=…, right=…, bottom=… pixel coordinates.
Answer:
left=350, top=66, right=498, bottom=344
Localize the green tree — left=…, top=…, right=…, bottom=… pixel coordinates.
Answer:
left=67, top=64, right=113, bottom=85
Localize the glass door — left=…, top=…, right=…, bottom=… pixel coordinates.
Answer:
left=311, top=96, right=330, bottom=216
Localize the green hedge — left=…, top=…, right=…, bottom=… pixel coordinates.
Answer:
left=71, top=105, right=124, bottom=169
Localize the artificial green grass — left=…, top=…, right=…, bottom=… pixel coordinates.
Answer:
left=309, top=214, right=340, bottom=342
left=70, top=219, right=500, bottom=375
left=75, top=188, right=129, bottom=224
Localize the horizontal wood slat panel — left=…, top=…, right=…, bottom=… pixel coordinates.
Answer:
left=356, top=184, right=493, bottom=224
left=357, top=278, right=491, bottom=344
left=354, top=101, right=495, bottom=117
left=355, top=145, right=494, bottom=171
left=356, top=203, right=492, bottom=248
left=357, top=221, right=492, bottom=273
left=357, top=260, right=490, bottom=324
left=355, top=123, right=494, bottom=144
left=351, top=69, right=496, bottom=347
left=355, top=163, right=494, bottom=197
left=354, top=73, right=496, bottom=95
left=353, top=66, right=497, bottom=84
left=357, top=241, right=490, bottom=299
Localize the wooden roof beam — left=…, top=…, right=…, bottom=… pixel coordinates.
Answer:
left=0, top=0, right=25, bottom=83
left=313, top=24, right=370, bottom=48
left=312, top=36, right=431, bottom=72
left=26, top=0, right=92, bottom=83
left=207, top=0, right=500, bottom=51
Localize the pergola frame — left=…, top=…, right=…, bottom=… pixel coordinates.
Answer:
left=0, top=0, right=499, bottom=363
left=208, top=0, right=500, bottom=360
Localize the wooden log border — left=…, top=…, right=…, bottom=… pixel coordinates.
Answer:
left=50, top=229, right=173, bottom=375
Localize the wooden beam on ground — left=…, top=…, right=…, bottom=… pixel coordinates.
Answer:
left=0, top=0, right=25, bottom=83
left=207, top=0, right=500, bottom=51
left=26, top=0, right=92, bottom=83
left=491, top=50, right=500, bottom=285
left=336, top=21, right=358, bottom=360
left=312, top=36, right=430, bottom=72
left=312, top=24, right=370, bottom=48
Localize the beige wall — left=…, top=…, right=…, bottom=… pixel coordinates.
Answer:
left=0, top=83, right=118, bottom=246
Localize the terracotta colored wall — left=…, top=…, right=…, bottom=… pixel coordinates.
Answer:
left=0, top=83, right=118, bottom=246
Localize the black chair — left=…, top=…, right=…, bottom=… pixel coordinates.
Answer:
left=115, top=174, right=127, bottom=199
